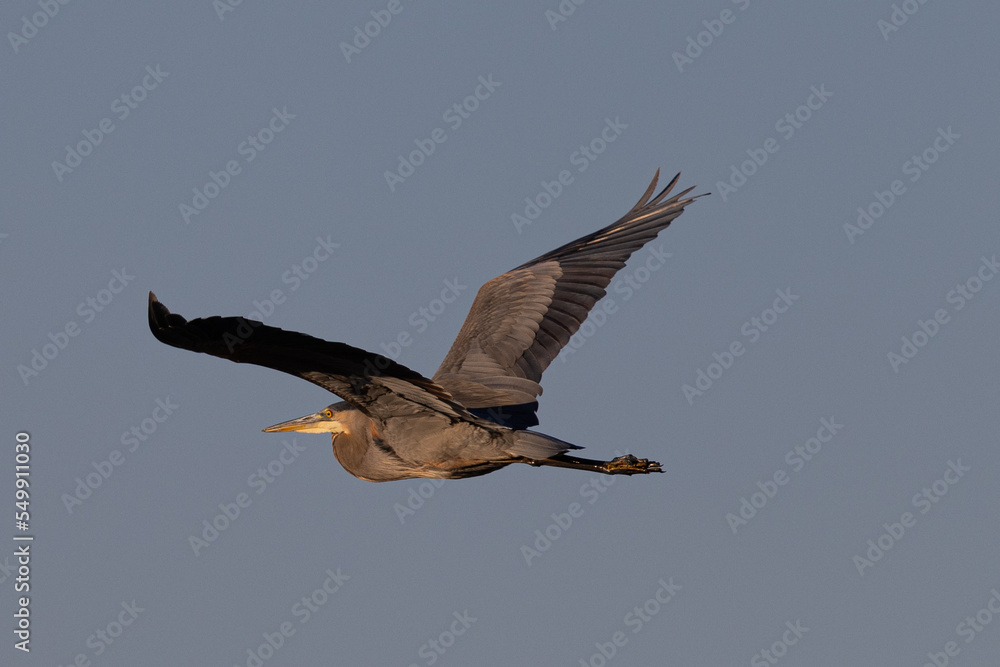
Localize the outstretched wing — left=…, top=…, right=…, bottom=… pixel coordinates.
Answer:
left=433, top=171, right=704, bottom=425
left=148, top=292, right=476, bottom=425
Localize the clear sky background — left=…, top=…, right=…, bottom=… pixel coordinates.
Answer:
left=3, top=2, right=999, bottom=665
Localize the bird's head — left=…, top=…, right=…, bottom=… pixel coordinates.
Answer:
left=262, top=402, right=353, bottom=435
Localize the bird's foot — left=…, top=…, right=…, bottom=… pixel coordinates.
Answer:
left=605, top=454, right=663, bottom=475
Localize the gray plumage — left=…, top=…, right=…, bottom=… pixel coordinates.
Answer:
left=148, top=170, right=704, bottom=481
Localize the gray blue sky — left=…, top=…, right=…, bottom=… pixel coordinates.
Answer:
left=3, top=2, right=999, bottom=665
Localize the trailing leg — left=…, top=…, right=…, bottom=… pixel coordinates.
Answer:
left=523, top=453, right=662, bottom=475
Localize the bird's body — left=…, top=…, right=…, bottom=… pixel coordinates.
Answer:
left=318, top=401, right=511, bottom=481
left=149, top=170, right=704, bottom=481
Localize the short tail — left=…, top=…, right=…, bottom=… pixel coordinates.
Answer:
left=509, top=431, right=582, bottom=459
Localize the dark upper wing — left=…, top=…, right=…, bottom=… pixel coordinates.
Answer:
left=148, top=292, right=476, bottom=425
left=433, top=171, right=705, bottom=420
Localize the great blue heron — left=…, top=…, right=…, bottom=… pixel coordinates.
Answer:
left=148, top=170, right=703, bottom=481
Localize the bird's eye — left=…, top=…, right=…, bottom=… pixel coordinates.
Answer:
left=324, top=410, right=332, bottom=418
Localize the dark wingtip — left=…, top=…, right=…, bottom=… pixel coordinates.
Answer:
left=148, top=291, right=165, bottom=339
left=147, top=291, right=187, bottom=342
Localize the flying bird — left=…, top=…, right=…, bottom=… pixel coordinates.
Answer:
left=148, top=170, right=703, bottom=481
